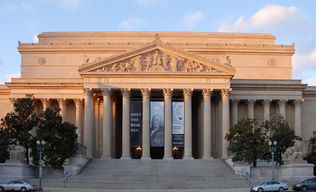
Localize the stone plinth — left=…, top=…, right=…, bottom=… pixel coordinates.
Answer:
left=0, top=163, right=35, bottom=181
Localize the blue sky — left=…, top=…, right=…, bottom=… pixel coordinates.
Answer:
left=1, top=0, right=316, bottom=85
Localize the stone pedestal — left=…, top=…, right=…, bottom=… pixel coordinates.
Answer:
left=0, top=163, right=35, bottom=181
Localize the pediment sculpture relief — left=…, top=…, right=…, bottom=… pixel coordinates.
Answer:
left=96, top=50, right=221, bottom=73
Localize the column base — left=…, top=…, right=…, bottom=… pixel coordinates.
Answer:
left=183, top=157, right=194, bottom=160
left=120, top=157, right=131, bottom=160
left=202, top=157, right=214, bottom=159
left=101, top=156, right=112, bottom=159
left=141, top=157, right=151, bottom=160
left=163, top=157, right=174, bottom=160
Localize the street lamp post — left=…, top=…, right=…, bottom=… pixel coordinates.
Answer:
left=37, top=140, right=46, bottom=191
left=269, top=140, right=277, bottom=181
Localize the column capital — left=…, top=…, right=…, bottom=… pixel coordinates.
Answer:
left=163, top=88, right=173, bottom=98
left=74, top=98, right=83, bottom=106
left=41, top=98, right=51, bottom=106
left=183, top=88, right=194, bottom=98
left=293, top=99, right=303, bottom=107
left=261, top=99, right=272, bottom=107
left=121, top=88, right=131, bottom=98
left=246, top=99, right=256, bottom=107
left=277, top=99, right=288, bottom=107
left=202, top=88, right=213, bottom=98
left=57, top=98, right=68, bottom=106
left=9, top=98, right=17, bottom=105
left=231, top=99, right=240, bottom=107
left=83, top=88, right=93, bottom=97
left=101, top=88, right=112, bottom=97
left=221, top=88, right=232, bottom=98
left=141, top=88, right=151, bottom=97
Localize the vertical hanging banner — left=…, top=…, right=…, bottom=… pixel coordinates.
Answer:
left=172, top=102, right=184, bottom=147
left=150, top=101, right=164, bottom=147
left=130, top=101, right=142, bottom=147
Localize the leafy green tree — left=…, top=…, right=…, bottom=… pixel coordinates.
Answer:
left=303, top=131, right=316, bottom=164
left=30, top=107, right=78, bottom=169
left=0, top=96, right=38, bottom=163
left=0, top=127, right=10, bottom=163
left=225, top=118, right=269, bottom=167
left=262, top=114, right=302, bottom=166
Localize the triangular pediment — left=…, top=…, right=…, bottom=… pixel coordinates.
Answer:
left=78, top=35, right=236, bottom=75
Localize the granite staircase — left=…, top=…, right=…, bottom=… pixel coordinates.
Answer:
left=32, top=158, right=262, bottom=189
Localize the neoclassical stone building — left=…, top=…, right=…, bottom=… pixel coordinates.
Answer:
left=0, top=32, right=315, bottom=160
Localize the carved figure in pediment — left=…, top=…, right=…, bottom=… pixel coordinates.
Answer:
left=162, top=54, right=170, bottom=69
left=184, top=61, right=194, bottom=72
left=193, top=62, right=203, bottom=72
left=133, top=55, right=144, bottom=72
left=144, top=54, right=153, bottom=71
left=97, top=67, right=108, bottom=72
left=112, top=61, right=131, bottom=72
left=83, top=55, right=89, bottom=63
left=153, top=51, right=162, bottom=66
left=225, top=56, right=231, bottom=66
left=212, top=58, right=220, bottom=63
left=170, top=56, right=179, bottom=72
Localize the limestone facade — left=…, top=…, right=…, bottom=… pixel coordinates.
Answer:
left=0, top=32, right=315, bottom=159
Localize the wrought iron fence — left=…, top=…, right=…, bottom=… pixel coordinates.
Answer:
left=76, top=143, right=87, bottom=156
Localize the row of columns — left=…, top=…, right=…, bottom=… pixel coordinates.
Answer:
left=82, top=88, right=230, bottom=159
left=230, top=99, right=303, bottom=138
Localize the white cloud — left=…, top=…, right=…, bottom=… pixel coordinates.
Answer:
left=306, top=77, right=316, bottom=86
left=218, top=5, right=311, bottom=37
left=0, top=58, right=4, bottom=71
left=179, top=11, right=205, bottom=30
left=28, top=20, right=37, bottom=32
left=5, top=73, right=20, bottom=83
left=21, top=3, right=35, bottom=12
left=33, top=34, right=39, bottom=43
left=136, top=0, right=168, bottom=6
left=119, top=18, right=144, bottom=31
left=44, top=0, right=88, bottom=9
left=0, top=4, right=18, bottom=14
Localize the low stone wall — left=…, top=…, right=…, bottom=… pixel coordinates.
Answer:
left=0, top=163, right=35, bottom=182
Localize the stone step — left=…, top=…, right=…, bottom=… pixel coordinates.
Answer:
left=28, top=159, right=260, bottom=189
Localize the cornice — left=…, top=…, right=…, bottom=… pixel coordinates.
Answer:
left=18, top=41, right=295, bottom=54
left=231, top=79, right=307, bottom=91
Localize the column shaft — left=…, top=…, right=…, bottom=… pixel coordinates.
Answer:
left=141, top=88, right=151, bottom=159
left=293, top=100, right=302, bottom=138
left=163, top=88, right=173, bottom=159
left=202, top=89, right=213, bottom=159
left=221, top=89, right=231, bottom=158
left=231, top=99, right=240, bottom=126
left=74, top=99, right=83, bottom=144
left=102, top=88, right=112, bottom=158
left=121, top=88, right=131, bottom=159
left=83, top=88, right=93, bottom=157
left=183, top=88, right=194, bottom=159
left=277, top=99, right=288, bottom=119
left=246, top=99, right=256, bottom=119
left=57, top=98, right=67, bottom=123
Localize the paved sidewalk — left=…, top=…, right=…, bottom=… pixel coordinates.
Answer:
left=43, top=187, right=251, bottom=192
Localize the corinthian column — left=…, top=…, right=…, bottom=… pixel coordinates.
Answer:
left=83, top=88, right=93, bottom=157
left=121, top=88, right=131, bottom=159
left=74, top=99, right=83, bottom=144
left=293, top=100, right=303, bottom=138
left=57, top=98, right=68, bottom=122
left=9, top=98, right=17, bottom=114
left=141, top=88, right=151, bottom=159
left=101, top=88, right=112, bottom=159
left=163, top=88, right=173, bottom=159
left=183, top=88, right=194, bottom=159
left=41, top=98, right=51, bottom=111
left=221, top=89, right=231, bottom=158
left=231, top=99, right=240, bottom=126
left=246, top=99, right=256, bottom=119
left=262, top=99, right=272, bottom=122
left=277, top=99, right=288, bottom=119
left=202, top=88, right=213, bottom=159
